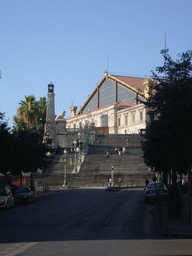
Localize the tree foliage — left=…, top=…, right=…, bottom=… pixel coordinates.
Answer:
left=0, top=112, right=51, bottom=182
left=142, top=50, right=192, bottom=176
left=13, top=95, right=47, bottom=137
left=0, top=112, right=14, bottom=175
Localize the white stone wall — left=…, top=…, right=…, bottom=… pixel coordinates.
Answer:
left=66, top=103, right=146, bottom=134
left=116, top=104, right=146, bottom=134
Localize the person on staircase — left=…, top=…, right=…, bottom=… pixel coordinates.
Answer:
left=106, top=151, right=109, bottom=161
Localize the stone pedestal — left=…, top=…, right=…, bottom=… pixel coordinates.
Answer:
left=56, top=119, right=66, bottom=133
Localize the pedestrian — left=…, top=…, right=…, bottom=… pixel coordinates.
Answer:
left=106, top=151, right=109, bottom=161
left=69, top=157, right=73, bottom=166
left=124, top=129, right=127, bottom=134
left=169, top=173, right=182, bottom=218
left=115, top=147, right=118, bottom=155
left=123, top=146, right=126, bottom=155
left=152, top=176, right=157, bottom=183
left=126, top=138, right=129, bottom=146
left=145, top=178, right=149, bottom=186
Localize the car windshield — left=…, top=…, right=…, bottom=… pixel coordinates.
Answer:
left=15, top=187, right=29, bottom=194
left=147, top=183, right=165, bottom=189
left=0, top=188, right=6, bottom=196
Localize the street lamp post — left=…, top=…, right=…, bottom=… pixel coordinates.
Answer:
left=73, top=140, right=77, bottom=172
left=61, top=149, right=68, bottom=187
left=86, top=109, right=92, bottom=145
left=111, top=166, right=114, bottom=187
left=78, top=132, right=82, bottom=163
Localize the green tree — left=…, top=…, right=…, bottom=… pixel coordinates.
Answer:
left=17, top=95, right=39, bottom=130
left=1, top=111, right=50, bottom=188
left=12, top=129, right=51, bottom=188
left=0, top=112, right=14, bottom=175
left=142, top=50, right=192, bottom=182
left=13, top=95, right=47, bottom=137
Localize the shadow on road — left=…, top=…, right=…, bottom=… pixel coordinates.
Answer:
left=0, top=188, right=189, bottom=244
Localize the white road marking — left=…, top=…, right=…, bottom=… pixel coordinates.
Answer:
left=0, top=242, right=38, bottom=256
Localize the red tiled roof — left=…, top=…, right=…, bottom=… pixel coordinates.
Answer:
left=112, top=75, right=145, bottom=93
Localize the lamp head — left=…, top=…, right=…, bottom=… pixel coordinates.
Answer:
left=48, top=82, right=54, bottom=92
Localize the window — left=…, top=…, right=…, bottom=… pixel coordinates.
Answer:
left=140, top=111, right=143, bottom=122
left=79, top=122, right=82, bottom=128
left=125, top=115, right=128, bottom=125
left=118, top=117, right=121, bottom=127
left=132, top=112, right=135, bottom=124
left=73, top=124, right=76, bottom=129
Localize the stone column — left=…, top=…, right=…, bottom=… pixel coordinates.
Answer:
left=44, top=82, right=56, bottom=146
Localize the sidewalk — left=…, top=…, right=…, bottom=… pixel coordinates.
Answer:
left=154, top=193, right=192, bottom=238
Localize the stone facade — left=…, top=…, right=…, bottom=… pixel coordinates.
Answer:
left=44, top=72, right=153, bottom=147
left=66, top=102, right=147, bottom=135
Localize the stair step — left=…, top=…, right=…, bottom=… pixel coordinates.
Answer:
left=36, top=134, right=153, bottom=187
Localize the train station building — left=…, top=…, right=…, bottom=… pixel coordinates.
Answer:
left=44, top=71, right=153, bottom=147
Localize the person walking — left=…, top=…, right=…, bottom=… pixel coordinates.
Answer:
left=145, top=178, right=149, bottom=186
left=115, top=147, right=118, bottom=155
left=106, top=151, right=109, bottom=161
left=123, top=146, right=126, bottom=155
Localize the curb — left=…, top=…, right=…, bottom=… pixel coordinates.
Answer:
left=105, top=187, right=120, bottom=191
left=162, top=232, right=192, bottom=238
left=34, top=191, right=52, bottom=197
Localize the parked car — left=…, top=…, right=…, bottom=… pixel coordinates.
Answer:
left=14, top=186, right=35, bottom=204
left=0, top=186, right=15, bottom=209
left=144, top=182, right=168, bottom=203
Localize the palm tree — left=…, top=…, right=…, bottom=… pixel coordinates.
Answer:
left=38, top=97, right=47, bottom=128
left=17, top=95, right=39, bottom=130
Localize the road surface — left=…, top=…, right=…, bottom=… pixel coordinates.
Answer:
left=0, top=188, right=192, bottom=256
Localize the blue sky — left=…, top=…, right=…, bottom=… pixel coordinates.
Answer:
left=1, top=0, right=192, bottom=128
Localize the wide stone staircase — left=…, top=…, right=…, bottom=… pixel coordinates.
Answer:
left=35, top=134, right=154, bottom=188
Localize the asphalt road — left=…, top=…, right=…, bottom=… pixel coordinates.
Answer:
left=0, top=188, right=192, bottom=256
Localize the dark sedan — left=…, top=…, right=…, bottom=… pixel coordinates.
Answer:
left=14, top=186, right=35, bottom=204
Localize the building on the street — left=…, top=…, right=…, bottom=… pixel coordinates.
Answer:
left=44, top=71, right=153, bottom=147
